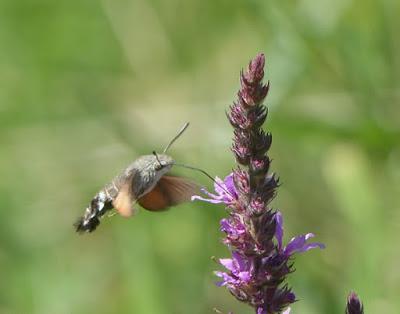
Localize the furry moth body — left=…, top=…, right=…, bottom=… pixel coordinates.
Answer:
left=75, top=153, right=199, bottom=233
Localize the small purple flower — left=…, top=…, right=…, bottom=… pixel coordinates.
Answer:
left=191, top=173, right=237, bottom=205
left=275, top=212, right=325, bottom=257
left=220, top=216, right=246, bottom=239
left=216, top=251, right=253, bottom=287
left=220, top=214, right=256, bottom=253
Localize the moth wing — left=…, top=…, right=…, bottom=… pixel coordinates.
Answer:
left=138, top=175, right=199, bottom=211
left=112, top=181, right=136, bottom=217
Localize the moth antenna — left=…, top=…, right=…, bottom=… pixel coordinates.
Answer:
left=152, top=151, right=163, bottom=167
left=174, top=163, right=234, bottom=198
left=162, top=122, right=190, bottom=153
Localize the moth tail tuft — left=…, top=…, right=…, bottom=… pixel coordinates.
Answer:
left=74, top=216, right=100, bottom=233
left=74, top=190, right=113, bottom=234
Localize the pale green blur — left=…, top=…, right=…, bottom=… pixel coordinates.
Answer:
left=1, top=0, right=399, bottom=313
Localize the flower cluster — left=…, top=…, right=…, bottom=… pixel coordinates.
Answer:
left=193, top=54, right=324, bottom=313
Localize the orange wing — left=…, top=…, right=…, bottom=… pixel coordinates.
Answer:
left=138, top=175, right=199, bottom=212
left=112, top=181, right=135, bottom=217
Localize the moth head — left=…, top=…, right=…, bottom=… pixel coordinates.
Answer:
left=152, top=153, right=174, bottom=173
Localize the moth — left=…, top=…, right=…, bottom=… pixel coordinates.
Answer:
left=74, top=123, right=200, bottom=233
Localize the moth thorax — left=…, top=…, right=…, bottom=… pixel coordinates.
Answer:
left=129, top=154, right=174, bottom=178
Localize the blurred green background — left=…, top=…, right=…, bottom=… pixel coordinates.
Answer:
left=1, top=0, right=399, bottom=313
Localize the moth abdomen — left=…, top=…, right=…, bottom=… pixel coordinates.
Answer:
left=74, top=215, right=100, bottom=233
left=74, top=190, right=114, bottom=233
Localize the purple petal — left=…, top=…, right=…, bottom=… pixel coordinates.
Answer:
left=257, top=307, right=266, bottom=314
left=215, top=280, right=225, bottom=287
left=220, top=218, right=231, bottom=231
left=214, top=271, right=233, bottom=285
left=284, top=233, right=325, bottom=256
left=232, top=251, right=247, bottom=271
left=214, top=271, right=225, bottom=279
left=201, top=186, right=224, bottom=200
left=191, top=174, right=238, bottom=206
left=223, top=173, right=237, bottom=197
left=219, top=258, right=234, bottom=272
left=213, top=176, right=226, bottom=195
left=300, top=242, right=326, bottom=253
left=191, top=186, right=225, bottom=203
left=275, top=211, right=283, bottom=250
left=237, top=271, right=251, bottom=282
left=191, top=195, right=224, bottom=204
left=220, top=219, right=247, bottom=241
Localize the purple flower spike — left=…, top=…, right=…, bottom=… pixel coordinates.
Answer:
left=346, top=291, right=364, bottom=314
left=194, top=54, right=324, bottom=314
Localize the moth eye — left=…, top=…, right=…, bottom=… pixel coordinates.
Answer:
left=155, top=163, right=164, bottom=171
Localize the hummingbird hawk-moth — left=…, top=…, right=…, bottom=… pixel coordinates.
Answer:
left=74, top=123, right=200, bottom=233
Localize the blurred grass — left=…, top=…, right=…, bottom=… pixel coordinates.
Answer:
left=1, top=0, right=400, bottom=313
